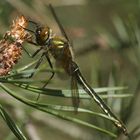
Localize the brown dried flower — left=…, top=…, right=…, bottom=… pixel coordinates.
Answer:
left=0, top=15, right=30, bottom=76
left=5, top=15, right=31, bottom=43
left=0, top=40, right=22, bottom=76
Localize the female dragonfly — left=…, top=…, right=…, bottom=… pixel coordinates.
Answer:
left=21, top=4, right=128, bottom=136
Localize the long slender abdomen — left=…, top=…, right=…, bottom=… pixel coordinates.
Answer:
left=70, top=61, right=128, bottom=135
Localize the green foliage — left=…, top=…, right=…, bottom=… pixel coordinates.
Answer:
left=0, top=0, right=139, bottom=140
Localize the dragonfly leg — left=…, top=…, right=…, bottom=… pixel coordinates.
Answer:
left=27, top=40, right=38, bottom=46
left=24, top=39, right=44, bottom=58
left=35, top=53, right=54, bottom=101
left=31, top=47, right=43, bottom=58
left=28, top=53, right=45, bottom=101
left=28, top=20, right=39, bottom=28
left=42, top=53, right=55, bottom=88
left=28, top=53, right=45, bottom=78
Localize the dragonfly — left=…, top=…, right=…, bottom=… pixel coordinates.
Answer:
left=21, top=4, right=129, bottom=136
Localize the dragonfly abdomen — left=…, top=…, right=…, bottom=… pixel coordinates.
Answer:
left=71, top=61, right=128, bottom=135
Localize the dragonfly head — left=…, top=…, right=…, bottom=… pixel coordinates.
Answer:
left=35, top=26, right=52, bottom=46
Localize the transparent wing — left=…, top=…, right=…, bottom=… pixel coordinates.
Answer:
left=48, top=4, right=70, bottom=42
left=71, top=75, right=80, bottom=112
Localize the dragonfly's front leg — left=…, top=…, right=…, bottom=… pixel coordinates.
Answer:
left=42, top=53, right=55, bottom=88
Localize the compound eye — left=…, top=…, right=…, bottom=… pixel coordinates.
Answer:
left=45, top=31, right=48, bottom=35
left=45, top=31, right=49, bottom=38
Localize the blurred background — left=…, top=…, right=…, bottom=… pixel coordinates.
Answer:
left=0, top=0, right=140, bottom=140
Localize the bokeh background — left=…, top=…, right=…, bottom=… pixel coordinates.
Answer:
left=0, top=0, right=140, bottom=140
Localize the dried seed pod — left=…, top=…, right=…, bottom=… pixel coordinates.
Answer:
left=0, top=15, right=31, bottom=76
left=5, top=15, right=31, bottom=43
left=0, top=40, right=22, bottom=76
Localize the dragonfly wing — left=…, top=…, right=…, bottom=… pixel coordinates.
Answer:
left=48, top=4, right=73, bottom=46
left=71, top=75, right=80, bottom=112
